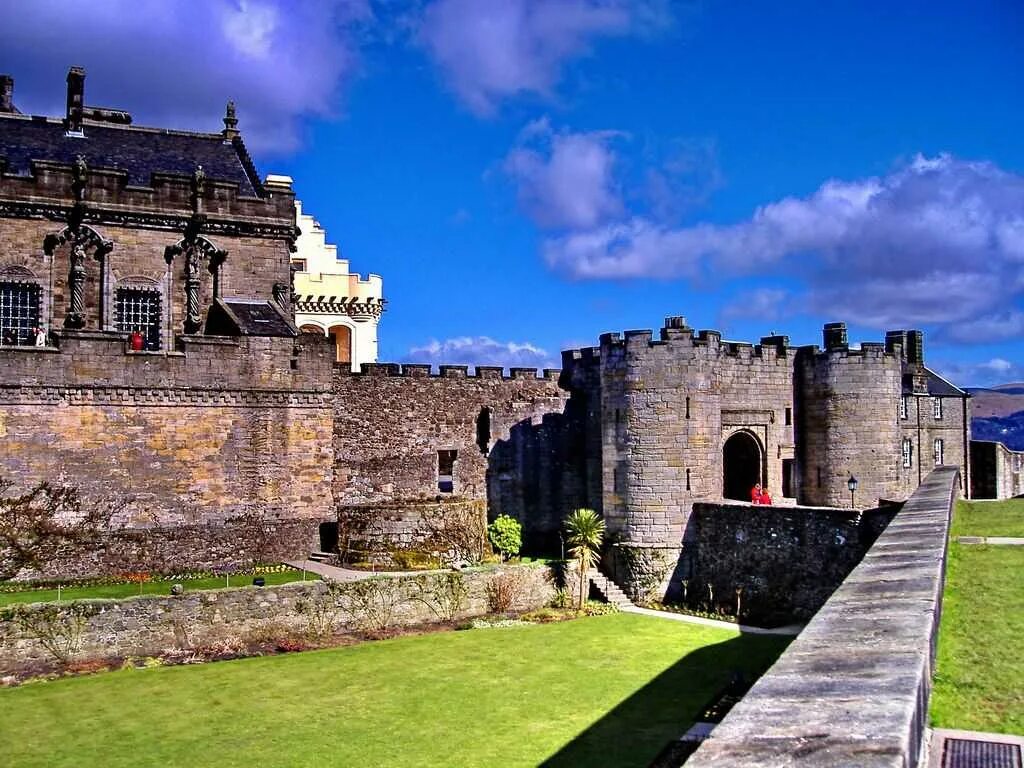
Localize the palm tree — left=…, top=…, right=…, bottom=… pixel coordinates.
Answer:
left=564, top=508, right=606, bottom=610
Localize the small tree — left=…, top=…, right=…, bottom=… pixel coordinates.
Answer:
left=487, top=515, right=522, bottom=561
left=564, top=508, right=605, bottom=610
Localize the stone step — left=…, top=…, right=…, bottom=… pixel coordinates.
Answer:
left=309, top=551, right=334, bottom=562
left=589, top=573, right=633, bottom=606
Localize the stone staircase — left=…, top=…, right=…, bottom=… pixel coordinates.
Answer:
left=588, top=571, right=634, bottom=608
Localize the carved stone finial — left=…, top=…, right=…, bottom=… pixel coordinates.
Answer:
left=222, top=100, right=239, bottom=139
left=71, top=154, right=88, bottom=203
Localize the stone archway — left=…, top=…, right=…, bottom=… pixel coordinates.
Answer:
left=723, top=430, right=763, bottom=502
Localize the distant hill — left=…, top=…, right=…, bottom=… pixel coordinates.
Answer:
left=969, top=383, right=1024, bottom=451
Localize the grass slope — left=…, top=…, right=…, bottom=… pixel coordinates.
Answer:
left=0, top=613, right=788, bottom=768
left=931, top=500, right=1024, bottom=734
left=950, top=498, right=1024, bottom=539
left=0, top=570, right=317, bottom=606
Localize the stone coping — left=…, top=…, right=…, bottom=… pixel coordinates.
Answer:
left=687, top=466, right=959, bottom=768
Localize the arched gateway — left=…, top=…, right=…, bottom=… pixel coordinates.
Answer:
left=723, top=430, right=763, bottom=502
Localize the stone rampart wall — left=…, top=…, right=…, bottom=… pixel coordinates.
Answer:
left=688, top=466, right=959, bottom=767
left=0, top=563, right=557, bottom=672
left=970, top=440, right=1023, bottom=499
left=332, top=365, right=572, bottom=550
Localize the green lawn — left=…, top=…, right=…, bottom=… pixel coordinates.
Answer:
left=0, top=569, right=318, bottom=606
left=950, top=498, right=1024, bottom=538
left=931, top=500, right=1024, bottom=734
left=0, top=613, right=789, bottom=768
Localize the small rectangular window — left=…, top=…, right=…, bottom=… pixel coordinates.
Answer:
left=902, top=438, right=913, bottom=469
left=115, top=287, right=162, bottom=351
left=291, top=259, right=307, bottom=272
left=899, top=396, right=908, bottom=420
left=784, top=407, right=792, bottom=426
left=932, top=397, right=943, bottom=420
left=934, top=438, right=944, bottom=466
left=437, top=450, right=457, bottom=493
left=0, top=281, right=42, bottom=347
left=685, top=396, right=690, bottom=419
left=782, top=458, right=794, bottom=497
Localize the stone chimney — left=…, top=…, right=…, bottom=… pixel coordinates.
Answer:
left=0, top=75, right=14, bottom=113
left=823, top=322, right=848, bottom=351
left=65, top=66, right=86, bottom=133
left=222, top=100, right=240, bottom=140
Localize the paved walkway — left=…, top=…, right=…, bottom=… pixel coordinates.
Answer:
left=957, top=536, right=1024, bottom=545
left=621, top=605, right=804, bottom=636
left=283, top=559, right=418, bottom=581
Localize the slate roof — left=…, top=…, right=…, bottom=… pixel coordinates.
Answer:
left=205, top=299, right=297, bottom=338
left=902, top=362, right=969, bottom=397
left=0, top=113, right=260, bottom=195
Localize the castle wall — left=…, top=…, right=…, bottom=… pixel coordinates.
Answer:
left=0, top=217, right=293, bottom=345
left=332, top=364, right=571, bottom=551
left=899, top=394, right=970, bottom=499
left=598, top=321, right=796, bottom=549
left=970, top=440, right=1024, bottom=499
left=0, top=332, right=336, bottom=577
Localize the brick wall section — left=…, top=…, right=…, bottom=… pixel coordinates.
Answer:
left=687, top=466, right=959, bottom=768
left=332, top=364, right=571, bottom=549
left=0, top=563, right=557, bottom=671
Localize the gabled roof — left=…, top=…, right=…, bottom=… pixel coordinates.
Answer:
left=0, top=113, right=260, bottom=195
left=205, top=298, right=297, bottom=338
left=902, top=363, right=969, bottom=397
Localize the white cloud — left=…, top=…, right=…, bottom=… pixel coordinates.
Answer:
left=720, top=288, right=793, bottom=322
left=406, top=336, right=556, bottom=369
left=542, top=154, right=1024, bottom=332
left=933, top=357, right=1024, bottom=388
left=1, top=0, right=372, bottom=153
left=503, top=117, right=625, bottom=229
left=940, top=310, right=1024, bottom=345
left=418, top=0, right=670, bottom=114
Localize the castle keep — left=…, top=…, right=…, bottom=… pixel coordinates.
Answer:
left=0, top=70, right=972, bottom=598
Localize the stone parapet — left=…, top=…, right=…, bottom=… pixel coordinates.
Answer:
left=687, top=466, right=959, bottom=767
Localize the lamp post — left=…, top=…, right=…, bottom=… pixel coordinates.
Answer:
left=848, top=475, right=858, bottom=509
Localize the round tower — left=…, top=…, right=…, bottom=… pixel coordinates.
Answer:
left=796, top=323, right=903, bottom=508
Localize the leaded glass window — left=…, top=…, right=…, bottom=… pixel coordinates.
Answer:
left=115, top=287, right=162, bottom=350
left=0, top=281, right=41, bottom=346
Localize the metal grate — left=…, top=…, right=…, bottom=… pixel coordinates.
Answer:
left=115, top=287, right=162, bottom=350
left=0, top=281, right=41, bottom=346
left=944, top=739, right=1022, bottom=768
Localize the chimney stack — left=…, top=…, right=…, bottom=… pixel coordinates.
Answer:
left=0, top=75, right=13, bottom=113
left=823, top=322, right=848, bottom=351
left=65, top=66, right=85, bottom=133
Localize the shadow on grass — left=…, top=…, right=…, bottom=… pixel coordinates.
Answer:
left=539, top=630, right=789, bottom=768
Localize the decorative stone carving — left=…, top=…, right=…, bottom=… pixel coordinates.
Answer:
left=164, top=214, right=228, bottom=334
left=43, top=204, right=114, bottom=329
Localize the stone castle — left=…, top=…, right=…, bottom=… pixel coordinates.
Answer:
left=0, top=68, right=983, bottom=599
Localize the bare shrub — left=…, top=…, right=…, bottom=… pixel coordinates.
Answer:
left=7, top=603, right=92, bottom=663
left=337, top=578, right=407, bottom=634
left=414, top=500, right=487, bottom=565
left=485, top=569, right=529, bottom=614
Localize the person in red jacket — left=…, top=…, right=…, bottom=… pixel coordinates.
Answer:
left=750, top=483, right=762, bottom=504
left=759, top=488, right=773, bottom=506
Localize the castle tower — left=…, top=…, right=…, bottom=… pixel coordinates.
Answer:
left=795, top=323, right=903, bottom=507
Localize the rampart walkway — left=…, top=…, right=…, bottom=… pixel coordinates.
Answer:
left=687, top=466, right=959, bottom=767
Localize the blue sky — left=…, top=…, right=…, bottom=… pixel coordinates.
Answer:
left=3, top=0, right=1023, bottom=384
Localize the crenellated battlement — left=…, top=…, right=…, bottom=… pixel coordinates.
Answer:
left=336, top=362, right=562, bottom=381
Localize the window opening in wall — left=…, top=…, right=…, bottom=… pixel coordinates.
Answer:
left=115, top=287, right=162, bottom=350
left=902, top=438, right=913, bottom=469
left=816, top=466, right=821, bottom=487
left=932, top=397, right=943, bottom=419
left=784, top=407, right=792, bottom=426
left=685, top=396, right=691, bottom=419
left=0, top=281, right=41, bottom=346
left=899, top=396, right=908, bottom=420
left=437, top=450, right=457, bottom=493
left=934, top=439, right=944, bottom=466
left=686, top=468, right=691, bottom=491
left=782, top=458, right=794, bottom=498
left=476, top=408, right=491, bottom=455
left=291, top=258, right=307, bottom=272
left=722, top=431, right=762, bottom=502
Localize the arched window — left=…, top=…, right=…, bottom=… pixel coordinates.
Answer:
left=115, top=285, right=162, bottom=350
left=329, top=324, right=352, bottom=365
left=476, top=407, right=492, bottom=455
left=722, top=430, right=763, bottom=502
